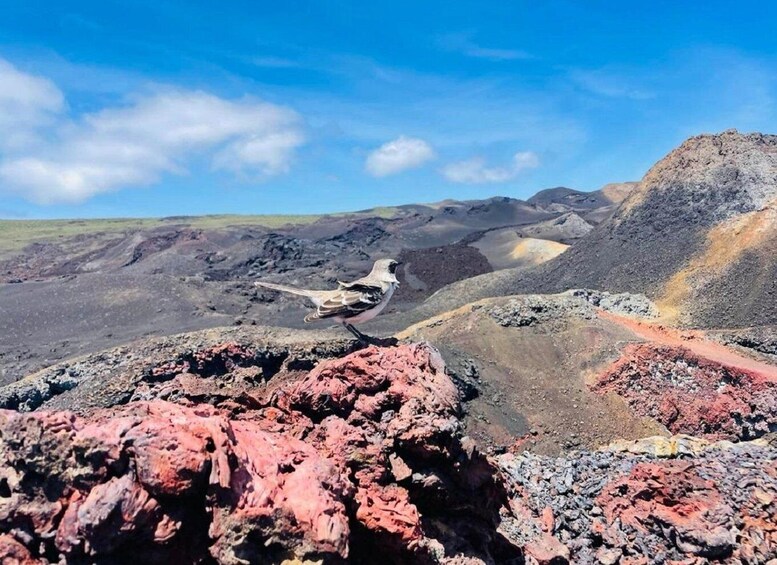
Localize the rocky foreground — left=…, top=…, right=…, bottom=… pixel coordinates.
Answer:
left=0, top=342, right=775, bottom=564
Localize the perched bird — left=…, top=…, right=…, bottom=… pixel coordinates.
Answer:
left=254, top=258, right=400, bottom=341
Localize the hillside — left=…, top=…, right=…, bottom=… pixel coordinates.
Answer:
left=1, top=299, right=774, bottom=563
left=537, top=129, right=777, bottom=327
left=1, top=132, right=776, bottom=563
left=0, top=189, right=615, bottom=385
left=413, top=130, right=777, bottom=330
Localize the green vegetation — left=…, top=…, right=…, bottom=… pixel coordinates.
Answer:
left=352, top=206, right=401, bottom=218
left=0, top=218, right=149, bottom=255
left=0, top=208, right=403, bottom=257
left=0, top=215, right=314, bottom=255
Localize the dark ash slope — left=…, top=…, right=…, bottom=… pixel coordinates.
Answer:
left=403, top=130, right=777, bottom=330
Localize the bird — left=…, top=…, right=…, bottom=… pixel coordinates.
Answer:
left=254, top=258, right=400, bottom=341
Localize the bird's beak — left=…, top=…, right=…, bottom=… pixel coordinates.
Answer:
left=394, top=262, right=402, bottom=285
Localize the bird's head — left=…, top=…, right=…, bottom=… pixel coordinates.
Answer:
left=371, top=258, right=400, bottom=285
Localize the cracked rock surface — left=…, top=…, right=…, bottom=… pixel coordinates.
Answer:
left=0, top=343, right=518, bottom=564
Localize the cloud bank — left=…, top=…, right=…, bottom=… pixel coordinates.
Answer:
left=0, top=59, right=305, bottom=204
left=0, top=59, right=65, bottom=150
left=365, top=136, right=435, bottom=177
left=442, top=151, right=539, bottom=184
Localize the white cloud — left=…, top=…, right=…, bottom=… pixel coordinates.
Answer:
left=0, top=59, right=65, bottom=150
left=513, top=151, right=541, bottom=170
left=365, top=135, right=435, bottom=177
left=0, top=59, right=305, bottom=204
left=442, top=151, right=539, bottom=184
left=213, top=131, right=305, bottom=175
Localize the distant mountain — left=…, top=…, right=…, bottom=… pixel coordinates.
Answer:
left=0, top=188, right=617, bottom=384
left=411, top=130, right=777, bottom=330
left=598, top=182, right=638, bottom=204
left=535, top=130, right=777, bottom=327
left=529, top=183, right=635, bottom=208
left=527, top=186, right=611, bottom=210
left=527, top=183, right=637, bottom=224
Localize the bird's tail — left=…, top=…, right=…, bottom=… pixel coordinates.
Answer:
left=254, top=281, right=314, bottom=297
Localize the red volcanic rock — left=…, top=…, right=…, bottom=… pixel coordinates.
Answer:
left=593, top=344, right=777, bottom=440
left=147, top=341, right=260, bottom=381
left=354, top=484, right=422, bottom=543
left=596, top=461, right=736, bottom=559
left=210, top=418, right=353, bottom=563
left=0, top=344, right=513, bottom=563
left=523, top=533, right=570, bottom=564
left=262, top=343, right=498, bottom=558
left=0, top=534, right=40, bottom=565
left=498, top=444, right=777, bottom=563
left=56, top=475, right=173, bottom=555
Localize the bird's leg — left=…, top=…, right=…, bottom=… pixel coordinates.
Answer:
left=343, top=323, right=371, bottom=343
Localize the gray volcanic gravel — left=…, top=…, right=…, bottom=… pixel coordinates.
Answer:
left=487, top=291, right=656, bottom=329
left=497, top=440, right=777, bottom=563
left=1, top=193, right=614, bottom=384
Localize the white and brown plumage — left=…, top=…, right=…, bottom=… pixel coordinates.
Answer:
left=254, top=259, right=400, bottom=341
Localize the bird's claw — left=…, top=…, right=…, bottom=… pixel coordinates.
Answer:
left=342, top=323, right=399, bottom=348
left=344, top=323, right=371, bottom=344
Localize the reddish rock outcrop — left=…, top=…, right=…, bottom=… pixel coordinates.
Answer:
left=594, top=459, right=777, bottom=563
left=0, top=344, right=516, bottom=564
left=3, top=339, right=775, bottom=563
left=146, top=342, right=261, bottom=381
left=593, top=344, right=777, bottom=440
left=0, top=533, right=39, bottom=565
left=498, top=440, right=777, bottom=563
left=596, top=462, right=735, bottom=559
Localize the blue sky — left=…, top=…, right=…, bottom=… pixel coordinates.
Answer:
left=0, top=1, right=775, bottom=218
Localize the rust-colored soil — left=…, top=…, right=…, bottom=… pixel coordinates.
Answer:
left=658, top=202, right=777, bottom=322
left=593, top=343, right=777, bottom=440
left=600, top=310, right=777, bottom=381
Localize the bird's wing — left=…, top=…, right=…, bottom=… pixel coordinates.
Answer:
left=336, top=279, right=379, bottom=290
left=304, top=286, right=384, bottom=322
left=336, top=273, right=377, bottom=288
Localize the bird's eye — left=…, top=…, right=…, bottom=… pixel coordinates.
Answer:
left=388, top=262, right=397, bottom=274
